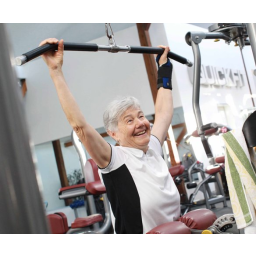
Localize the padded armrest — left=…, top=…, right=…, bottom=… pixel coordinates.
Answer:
left=215, top=156, right=225, bottom=164
left=205, top=164, right=224, bottom=175
left=192, top=127, right=218, bottom=137
left=59, top=183, right=86, bottom=193
left=85, top=180, right=106, bottom=195
left=58, top=183, right=87, bottom=199
left=178, top=209, right=217, bottom=230
left=71, top=214, right=103, bottom=229
left=147, top=221, right=191, bottom=234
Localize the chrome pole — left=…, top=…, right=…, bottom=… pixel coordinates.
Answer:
left=246, top=23, right=256, bottom=66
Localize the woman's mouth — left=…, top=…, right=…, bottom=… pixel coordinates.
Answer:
left=134, top=130, right=147, bottom=136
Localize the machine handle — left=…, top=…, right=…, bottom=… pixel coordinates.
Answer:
left=15, top=42, right=192, bottom=67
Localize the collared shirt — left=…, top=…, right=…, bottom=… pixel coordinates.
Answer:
left=99, top=135, right=181, bottom=234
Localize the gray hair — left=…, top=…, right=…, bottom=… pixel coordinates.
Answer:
left=103, top=96, right=141, bottom=132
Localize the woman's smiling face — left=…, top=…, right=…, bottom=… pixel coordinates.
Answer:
left=112, top=107, right=151, bottom=152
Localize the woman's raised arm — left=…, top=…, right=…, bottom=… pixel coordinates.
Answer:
left=40, top=38, right=111, bottom=168
left=151, top=46, right=174, bottom=146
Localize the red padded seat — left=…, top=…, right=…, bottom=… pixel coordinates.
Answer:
left=169, top=165, right=185, bottom=177
left=178, top=209, right=217, bottom=230
left=147, top=221, right=191, bottom=234
left=71, top=214, right=103, bottom=229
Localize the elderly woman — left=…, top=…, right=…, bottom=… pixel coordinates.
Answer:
left=40, top=38, right=180, bottom=234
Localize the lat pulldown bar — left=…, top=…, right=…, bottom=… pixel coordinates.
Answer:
left=15, top=42, right=193, bottom=67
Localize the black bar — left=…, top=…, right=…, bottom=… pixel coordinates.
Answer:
left=23, top=42, right=99, bottom=62
left=17, top=42, right=192, bottom=67
left=201, top=136, right=213, bottom=158
left=129, top=46, right=190, bottom=65
left=201, top=123, right=218, bottom=131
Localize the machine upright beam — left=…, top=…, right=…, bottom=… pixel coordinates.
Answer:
left=0, top=24, right=49, bottom=234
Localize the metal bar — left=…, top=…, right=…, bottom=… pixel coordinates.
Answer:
left=191, top=41, right=203, bottom=133
left=95, top=194, right=112, bottom=234
left=71, top=130, right=87, bottom=176
left=185, top=31, right=231, bottom=46
left=191, top=40, right=214, bottom=159
left=15, top=42, right=193, bottom=67
left=246, top=23, right=256, bottom=66
left=87, top=195, right=100, bottom=230
left=204, top=32, right=231, bottom=41
left=0, top=24, right=49, bottom=234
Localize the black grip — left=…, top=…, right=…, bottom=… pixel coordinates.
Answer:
left=24, top=44, right=57, bottom=61
left=22, top=43, right=99, bottom=62
left=129, top=46, right=189, bottom=65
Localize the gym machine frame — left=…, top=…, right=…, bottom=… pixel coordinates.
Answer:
left=0, top=24, right=50, bottom=233
left=185, top=23, right=256, bottom=165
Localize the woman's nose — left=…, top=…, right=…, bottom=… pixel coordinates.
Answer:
left=135, top=118, right=144, bottom=127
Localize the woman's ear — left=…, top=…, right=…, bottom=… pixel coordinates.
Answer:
left=107, top=130, right=118, bottom=142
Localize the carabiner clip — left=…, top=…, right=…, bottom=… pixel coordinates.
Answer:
left=105, top=23, right=116, bottom=46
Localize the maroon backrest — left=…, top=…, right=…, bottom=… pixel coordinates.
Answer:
left=84, top=158, right=100, bottom=183
left=84, top=159, right=106, bottom=195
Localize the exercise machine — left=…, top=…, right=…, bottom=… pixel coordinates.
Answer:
left=185, top=23, right=256, bottom=164
left=183, top=23, right=256, bottom=233
left=181, top=125, right=231, bottom=215
left=147, top=24, right=256, bottom=234
left=154, top=161, right=237, bottom=234
left=47, top=131, right=113, bottom=234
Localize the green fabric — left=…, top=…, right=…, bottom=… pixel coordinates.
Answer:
left=226, top=150, right=252, bottom=224
left=223, top=132, right=256, bottom=184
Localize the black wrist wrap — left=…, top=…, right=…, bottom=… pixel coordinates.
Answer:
left=156, top=56, right=173, bottom=90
